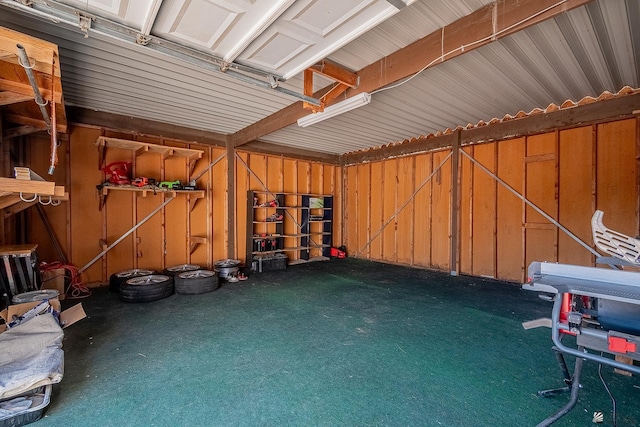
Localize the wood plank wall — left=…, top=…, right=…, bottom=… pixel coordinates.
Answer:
left=23, top=117, right=638, bottom=285
left=26, top=126, right=340, bottom=285
left=344, top=118, right=639, bottom=283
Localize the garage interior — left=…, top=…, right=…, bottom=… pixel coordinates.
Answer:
left=0, top=0, right=639, bottom=425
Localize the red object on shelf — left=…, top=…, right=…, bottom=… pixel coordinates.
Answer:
left=103, top=162, right=132, bottom=185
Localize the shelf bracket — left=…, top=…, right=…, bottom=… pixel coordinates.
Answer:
left=97, top=143, right=106, bottom=170
left=189, top=236, right=207, bottom=254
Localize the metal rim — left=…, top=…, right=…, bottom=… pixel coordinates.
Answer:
left=12, top=289, right=59, bottom=303
left=178, top=270, right=216, bottom=279
left=116, top=269, right=154, bottom=278
left=214, top=259, right=241, bottom=268
left=126, top=275, right=170, bottom=286
left=166, top=264, right=200, bottom=272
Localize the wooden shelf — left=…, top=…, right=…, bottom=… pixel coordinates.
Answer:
left=0, top=177, right=64, bottom=197
left=96, top=136, right=203, bottom=168
left=99, top=185, right=204, bottom=199
left=98, top=184, right=204, bottom=210
left=0, top=178, right=68, bottom=214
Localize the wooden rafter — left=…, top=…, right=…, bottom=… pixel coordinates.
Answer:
left=302, top=59, right=359, bottom=113
left=231, top=0, right=593, bottom=147
left=0, top=26, right=67, bottom=133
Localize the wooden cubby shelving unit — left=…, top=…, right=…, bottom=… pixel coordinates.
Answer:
left=246, top=190, right=333, bottom=268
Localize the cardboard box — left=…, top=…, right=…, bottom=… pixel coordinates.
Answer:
left=0, top=298, right=85, bottom=333
left=41, top=268, right=66, bottom=300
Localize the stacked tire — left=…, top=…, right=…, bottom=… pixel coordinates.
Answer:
left=174, top=270, right=219, bottom=295
left=163, top=264, right=201, bottom=276
left=109, top=269, right=158, bottom=293
left=119, top=274, right=174, bottom=303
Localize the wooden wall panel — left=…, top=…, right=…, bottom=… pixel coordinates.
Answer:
left=413, top=154, right=432, bottom=268
left=525, top=133, right=558, bottom=267
left=558, top=127, right=595, bottom=266
left=596, top=119, right=638, bottom=236
left=333, top=166, right=343, bottom=248
left=345, top=166, right=358, bottom=255
left=131, top=143, right=164, bottom=271
left=459, top=147, right=473, bottom=275
left=430, top=150, right=451, bottom=270
left=212, top=149, right=228, bottom=262
left=248, top=154, right=267, bottom=192
left=471, top=143, right=496, bottom=277
left=496, top=138, right=525, bottom=282
left=323, top=165, right=334, bottom=196
left=396, top=156, right=414, bottom=265
left=68, top=127, right=103, bottom=283
left=163, top=141, right=188, bottom=267
left=368, top=161, right=383, bottom=259
left=282, top=158, right=298, bottom=258
left=234, top=152, right=249, bottom=263
left=283, top=159, right=298, bottom=193
left=382, top=159, right=398, bottom=262
left=311, top=163, right=323, bottom=195
left=27, top=135, right=68, bottom=264
left=297, top=161, right=310, bottom=194
left=356, top=164, right=370, bottom=258
left=267, top=157, right=283, bottom=192
left=188, top=145, right=211, bottom=267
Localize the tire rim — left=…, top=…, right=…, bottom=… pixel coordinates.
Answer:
left=214, top=259, right=241, bottom=268
left=178, top=270, right=215, bottom=279
left=116, top=269, right=154, bottom=278
left=166, top=264, right=200, bottom=272
left=126, top=275, right=170, bottom=285
left=12, top=289, right=59, bottom=303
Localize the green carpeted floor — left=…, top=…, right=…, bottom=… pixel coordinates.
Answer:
left=38, top=258, right=639, bottom=426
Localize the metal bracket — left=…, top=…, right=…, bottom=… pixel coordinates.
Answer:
left=136, top=33, right=151, bottom=46
left=76, top=12, right=95, bottom=38
left=268, top=75, right=278, bottom=89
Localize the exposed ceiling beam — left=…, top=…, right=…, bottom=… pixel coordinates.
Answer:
left=231, top=0, right=594, bottom=147
left=67, top=106, right=227, bottom=146
left=2, top=124, right=41, bottom=139
left=5, top=113, right=65, bottom=133
left=238, top=141, right=341, bottom=165
left=0, top=91, right=33, bottom=106
left=0, top=80, right=62, bottom=104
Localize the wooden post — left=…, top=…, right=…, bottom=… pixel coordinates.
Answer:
left=450, top=130, right=461, bottom=275
left=226, top=138, right=235, bottom=258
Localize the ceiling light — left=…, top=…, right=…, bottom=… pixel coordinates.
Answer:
left=297, top=93, right=371, bottom=127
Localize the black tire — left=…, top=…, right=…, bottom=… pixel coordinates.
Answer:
left=163, top=264, right=201, bottom=276
left=175, top=270, right=219, bottom=295
left=119, top=275, right=174, bottom=303
left=109, top=269, right=158, bottom=293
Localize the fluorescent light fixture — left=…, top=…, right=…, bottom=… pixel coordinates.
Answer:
left=297, top=92, right=371, bottom=127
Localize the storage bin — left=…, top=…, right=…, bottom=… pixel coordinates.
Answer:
left=255, top=253, right=287, bottom=272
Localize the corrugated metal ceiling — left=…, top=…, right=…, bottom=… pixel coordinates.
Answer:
left=0, top=0, right=638, bottom=155
left=263, top=0, right=640, bottom=154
